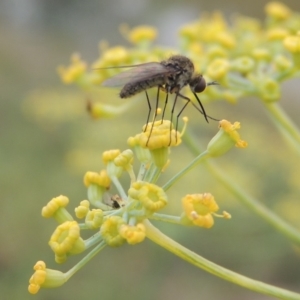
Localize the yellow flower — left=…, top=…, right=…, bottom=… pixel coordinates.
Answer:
left=84, top=170, right=112, bottom=208
left=119, top=223, right=146, bottom=244
left=100, top=216, right=126, bottom=247
left=28, top=261, right=66, bottom=294
left=103, top=149, right=123, bottom=178
left=85, top=209, right=104, bottom=229
left=127, top=25, right=158, bottom=44
left=75, top=200, right=90, bottom=219
left=84, top=170, right=111, bottom=188
left=257, top=78, right=280, bottom=102
left=41, top=195, right=73, bottom=223
left=114, top=149, right=134, bottom=170
left=182, top=193, right=219, bottom=228
left=128, top=181, right=168, bottom=213
left=265, top=2, right=291, bottom=20
left=207, top=120, right=248, bottom=157
left=266, top=27, right=289, bottom=41
left=206, top=58, right=230, bottom=81
left=49, top=221, right=85, bottom=263
left=283, top=33, right=300, bottom=54
left=231, top=56, right=255, bottom=74
left=57, top=53, right=87, bottom=84
left=127, top=135, right=152, bottom=164
left=95, top=46, right=129, bottom=68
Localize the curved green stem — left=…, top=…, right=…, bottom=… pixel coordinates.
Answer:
left=144, top=219, right=300, bottom=300
left=264, top=102, right=300, bottom=155
left=182, top=131, right=300, bottom=246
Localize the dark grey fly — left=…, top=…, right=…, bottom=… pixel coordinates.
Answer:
left=101, top=55, right=218, bottom=144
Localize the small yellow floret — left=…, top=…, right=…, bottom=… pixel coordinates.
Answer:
left=100, top=216, right=126, bottom=247
left=119, top=223, right=146, bottom=245
left=28, top=261, right=66, bottom=294
left=41, top=195, right=73, bottom=223
left=127, top=25, right=157, bottom=44
left=265, top=2, right=291, bottom=20
left=84, top=170, right=111, bottom=188
left=49, top=221, right=85, bottom=263
left=75, top=200, right=90, bottom=219
left=207, top=120, right=247, bottom=157
left=182, top=193, right=219, bottom=228
left=206, top=58, right=230, bottom=81
left=283, top=34, right=300, bottom=54
left=85, top=209, right=104, bottom=229
left=128, top=181, right=167, bottom=212
left=57, top=53, right=87, bottom=84
left=102, top=149, right=121, bottom=164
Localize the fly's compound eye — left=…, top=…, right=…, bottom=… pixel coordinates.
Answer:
left=190, top=75, right=206, bottom=93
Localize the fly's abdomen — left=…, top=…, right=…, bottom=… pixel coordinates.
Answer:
left=120, top=76, right=165, bottom=98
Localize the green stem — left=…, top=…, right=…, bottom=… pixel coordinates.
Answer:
left=150, top=213, right=181, bottom=224
left=144, top=219, right=300, bottom=300
left=162, top=150, right=209, bottom=191
left=65, top=241, right=106, bottom=281
left=263, top=102, right=300, bottom=155
left=182, top=131, right=300, bottom=246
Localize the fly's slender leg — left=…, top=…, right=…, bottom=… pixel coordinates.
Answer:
left=146, top=87, right=160, bottom=146
left=169, top=93, right=179, bottom=145
left=175, top=96, right=190, bottom=135
left=161, top=92, right=169, bottom=124
left=144, top=90, right=151, bottom=132
left=177, top=92, right=219, bottom=121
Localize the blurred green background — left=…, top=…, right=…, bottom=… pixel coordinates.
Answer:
left=1, top=0, right=300, bottom=299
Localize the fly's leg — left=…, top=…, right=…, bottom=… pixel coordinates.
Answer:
left=144, top=90, right=151, bottom=132
left=146, top=87, right=160, bottom=146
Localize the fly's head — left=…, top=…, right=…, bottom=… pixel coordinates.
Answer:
left=189, top=74, right=207, bottom=94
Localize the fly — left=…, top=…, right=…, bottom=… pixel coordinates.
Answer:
left=100, top=55, right=218, bottom=144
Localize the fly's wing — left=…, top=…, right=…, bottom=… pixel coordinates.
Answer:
left=101, top=62, right=169, bottom=87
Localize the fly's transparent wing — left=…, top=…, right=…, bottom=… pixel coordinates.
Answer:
left=101, top=62, right=169, bottom=87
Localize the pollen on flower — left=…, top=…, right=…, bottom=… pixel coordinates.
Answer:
left=182, top=193, right=219, bottom=228
left=84, top=170, right=111, bottom=188
left=119, top=223, right=146, bottom=245
left=41, top=195, right=73, bottom=223
left=49, top=221, right=85, bottom=263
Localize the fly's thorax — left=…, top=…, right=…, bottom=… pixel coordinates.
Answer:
left=161, top=55, right=195, bottom=92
